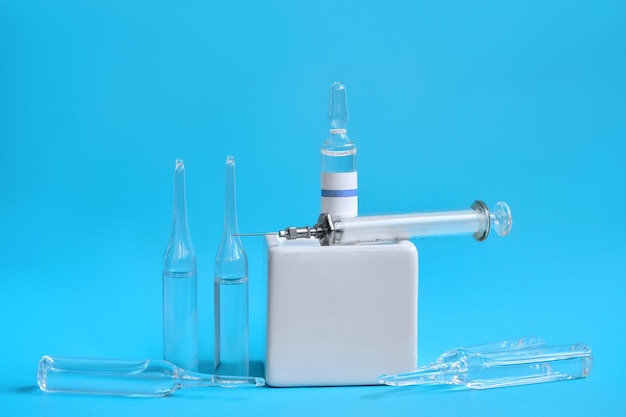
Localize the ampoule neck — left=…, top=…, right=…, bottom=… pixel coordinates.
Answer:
left=325, top=130, right=353, bottom=146
left=164, top=159, right=196, bottom=272
left=172, top=160, right=191, bottom=235
left=216, top=156, right=247, bottom=280
left=222, top=156, right=240, bottom=234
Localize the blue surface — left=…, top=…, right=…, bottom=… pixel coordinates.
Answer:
left=1, top=0, right=625, bottom=415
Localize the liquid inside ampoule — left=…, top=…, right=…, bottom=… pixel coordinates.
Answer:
left=163, top=270, right=198, bottom=371
left=214, top=276, right=249, bottom=376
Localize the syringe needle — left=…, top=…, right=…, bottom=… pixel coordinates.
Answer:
left=232, top=232, right=277, bottom=237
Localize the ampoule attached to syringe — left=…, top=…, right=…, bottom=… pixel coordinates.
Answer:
left=242, top=200, right=512, bottom=246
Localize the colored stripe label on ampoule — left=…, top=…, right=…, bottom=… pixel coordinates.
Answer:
left=321, top=172, right=358, bottom=218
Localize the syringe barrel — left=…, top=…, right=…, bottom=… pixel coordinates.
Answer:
left=332, top=201, right=491, bottom=245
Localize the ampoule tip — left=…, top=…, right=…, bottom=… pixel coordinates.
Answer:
left=329, top=82, right=349, bottom=130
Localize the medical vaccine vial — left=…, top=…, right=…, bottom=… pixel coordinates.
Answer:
left=321, top=82, right=358, bottom=218
left=163, top=159, right=198, bottom=371
left=214, top=156, right=249, bottom=376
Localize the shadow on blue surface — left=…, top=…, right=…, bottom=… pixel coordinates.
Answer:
left=10, top=386, right=39, bottom=394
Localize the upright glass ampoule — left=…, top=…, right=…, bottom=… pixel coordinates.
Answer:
left=321, top=82, right=358, bottom=218
left=163, top=159, right=198, bottom=371
left=214, top=156, right=249, bottom=376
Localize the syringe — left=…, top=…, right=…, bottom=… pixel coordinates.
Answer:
left=242, top=201, right=512, bottom=246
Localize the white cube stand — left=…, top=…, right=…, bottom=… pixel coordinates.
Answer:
left=265, top=235, right=418, bottom=387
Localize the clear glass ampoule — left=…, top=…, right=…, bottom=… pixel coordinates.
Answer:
left=214, top=156, right=249, bottom=376
left=163, top=159, right=198, bottom=371
left=321, top=82, right=358, bottom=218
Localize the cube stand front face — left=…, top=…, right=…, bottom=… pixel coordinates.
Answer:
left=265, top=236, right=418, bottom=387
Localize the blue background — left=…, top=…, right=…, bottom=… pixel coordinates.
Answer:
left=1, top=0, right=625, bottom=415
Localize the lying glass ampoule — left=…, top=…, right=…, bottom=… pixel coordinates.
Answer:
left=378, top=341, right=593, bottom=389
left=37, top=356, right=264, bottom=397
left=163, top=159, right=198, bottom=371
left=214, top=156, right=249, bottom=376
